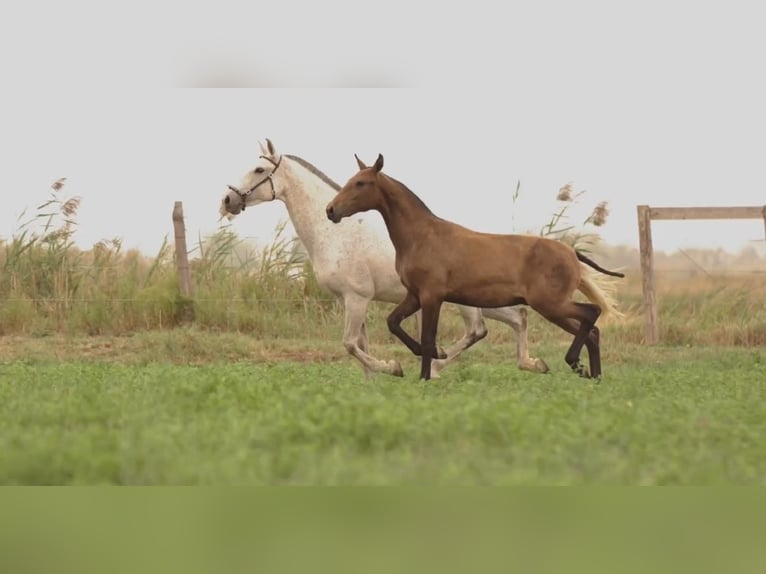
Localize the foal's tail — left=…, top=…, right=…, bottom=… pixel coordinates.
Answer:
left=576, top=251, right=625, bottom=278
left=578, top=271, right=625, bottom=321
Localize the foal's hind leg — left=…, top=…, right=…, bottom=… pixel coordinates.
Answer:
left=573, top=302, right=602, bottom=378
left=547, top=316, right=601, bottom=378
left=343, top=293, right=404, bottom=377
left=543, top=315, right=593, bottom=378
left=480, top=306, right=549, bottom=373
left=533, top=301, right=601, bottom=379
left=586, top=325, right=601, bottom=379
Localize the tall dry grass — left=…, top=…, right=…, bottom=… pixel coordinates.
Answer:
left=1, top=178, right=764, bottom=347
left=0, top=179, right=179, bottom=334
left=0, top=179, right=339, bottom=337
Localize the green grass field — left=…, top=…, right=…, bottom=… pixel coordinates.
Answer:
left=2, top=333, right=764, bottom=485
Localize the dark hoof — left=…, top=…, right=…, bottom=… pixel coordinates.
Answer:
left=571, top=361, right=590, bottom=379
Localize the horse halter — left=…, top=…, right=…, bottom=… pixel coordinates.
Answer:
left=227, top=155, right=283, bottom=211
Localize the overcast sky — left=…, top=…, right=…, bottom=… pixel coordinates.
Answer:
left=2, top=2, right=764, bottom=257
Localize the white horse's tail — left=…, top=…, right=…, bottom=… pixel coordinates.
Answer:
left=578, top=266, right=625, bottom=321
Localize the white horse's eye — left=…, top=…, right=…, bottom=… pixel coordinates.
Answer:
left=255, top=167, right=265, bottom=174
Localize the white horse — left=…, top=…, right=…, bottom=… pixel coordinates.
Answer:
left=219, top=139, right=548, bottom=378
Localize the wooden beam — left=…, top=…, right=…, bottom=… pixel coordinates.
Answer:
left=649, top=206, right=765, bottom=221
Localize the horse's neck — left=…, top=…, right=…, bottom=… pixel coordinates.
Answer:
left=378, top=180, right=437, bottom=253
left=278, top=160, right=347, bottom=260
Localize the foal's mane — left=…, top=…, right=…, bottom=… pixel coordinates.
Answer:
left=384, top=175, right=435, bottom=215
left=284, top=154, right=341, bottom=192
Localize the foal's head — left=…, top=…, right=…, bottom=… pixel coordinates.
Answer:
left=325, top=154, right=385, bottom=224
left=220, top=139, right=283, bottom=219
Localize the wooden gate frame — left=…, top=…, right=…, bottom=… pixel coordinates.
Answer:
left=636, top=205, right=766, bottom=344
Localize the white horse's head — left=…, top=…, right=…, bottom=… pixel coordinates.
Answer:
left=220, top=139, right=284, bottom=219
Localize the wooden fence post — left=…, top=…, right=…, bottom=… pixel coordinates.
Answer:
left=637, top=205, right=659, bottom=345
left=636, top=204, right=765, bottom=345
left=172, top=201, right=195, bottom=322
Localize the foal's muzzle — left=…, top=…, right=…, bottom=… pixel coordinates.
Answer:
left=326, top=204, right=341, bottom=224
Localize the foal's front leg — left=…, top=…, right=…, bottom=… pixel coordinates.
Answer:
left=386, top=290, right=423, bottom=357
left=387, top=291, right=445, bottom=363
left=418, top=297, right=444, bottom=380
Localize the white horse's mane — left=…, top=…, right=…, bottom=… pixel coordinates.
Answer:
left=283, top=154, right=340, bottom=193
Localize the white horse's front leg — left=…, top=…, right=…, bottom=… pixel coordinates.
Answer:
left=480, top=306, right=549, bottom=373
left=427, top=305, right=489, bottom=377
left=342, top=294, right=403, bottom=377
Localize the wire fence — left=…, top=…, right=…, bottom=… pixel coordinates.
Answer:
left=2, top=265, right=765, bottom=305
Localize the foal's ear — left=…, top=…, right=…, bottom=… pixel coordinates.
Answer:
left=355, top=154, right=367, bottom=170
left=373, top=154, right=384, bottom=173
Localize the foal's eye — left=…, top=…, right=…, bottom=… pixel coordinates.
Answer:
left=255, top=167, right=265, bottom=174
left=356, top=181, right=365, bottom=187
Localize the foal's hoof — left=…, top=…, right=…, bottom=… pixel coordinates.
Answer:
left=389, top=360, right=404, bottom=377
left=435, top=346, right=448, bottom=360
left=571, top=362, right=590, bottom=379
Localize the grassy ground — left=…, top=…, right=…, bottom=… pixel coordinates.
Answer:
left=1, top=332, right=764, bottom=485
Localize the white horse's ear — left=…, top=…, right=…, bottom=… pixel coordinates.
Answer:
left=373, top=154, right=384, bottom=173
left=259, top=138, right=279, bottom=160
left=355, top=154, right=367, bottom=170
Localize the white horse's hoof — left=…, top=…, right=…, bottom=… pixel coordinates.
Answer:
left=520, top=357, right=550, bottom=374
left=430, top=359, right=447, bottom=378
left=532, top=358, right=550, bottom=373
left=389, top=361, right=404, bottom=377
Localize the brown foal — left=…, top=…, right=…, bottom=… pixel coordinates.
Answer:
left=326, top=154, right=625, bottom=381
